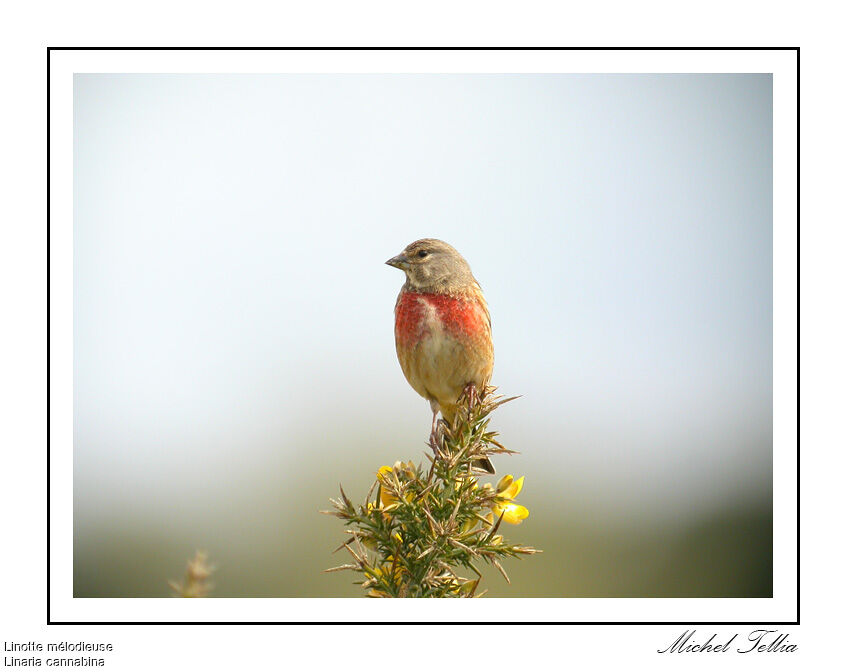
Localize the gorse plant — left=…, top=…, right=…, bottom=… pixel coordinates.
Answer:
left=326, top=386, right=539, bottom=597
left=169, top=550, right=214, bottom=597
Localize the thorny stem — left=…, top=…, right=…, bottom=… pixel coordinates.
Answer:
left=325, top=385, right=540, bottom=597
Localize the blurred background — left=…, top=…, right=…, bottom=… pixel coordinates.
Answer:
left=74, top=73, right=772, bottom=597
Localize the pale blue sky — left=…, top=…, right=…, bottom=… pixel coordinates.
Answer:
left=74, top=74, right=772, bottom=534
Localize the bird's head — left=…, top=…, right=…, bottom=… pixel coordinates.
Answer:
left=386, top=239, right=476, bottom=294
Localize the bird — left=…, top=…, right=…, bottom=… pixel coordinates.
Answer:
left=386, top=239, right=495, bottom=473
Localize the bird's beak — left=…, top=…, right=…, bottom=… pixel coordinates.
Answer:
left=385, top=253, right=410, bottom=271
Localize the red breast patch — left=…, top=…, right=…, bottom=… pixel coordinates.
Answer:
left=395, top=291, right=485, bottom=347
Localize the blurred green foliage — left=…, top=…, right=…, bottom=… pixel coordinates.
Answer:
left=74, top=447, right=771, bottom=598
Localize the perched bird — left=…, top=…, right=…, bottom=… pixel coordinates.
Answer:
left=386, top=239, right=495, bottom=473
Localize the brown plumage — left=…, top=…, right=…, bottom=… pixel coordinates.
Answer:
left=386, top=239, right=495, bottom=473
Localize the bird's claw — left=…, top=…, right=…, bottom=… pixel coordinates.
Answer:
left=462, top=383, right=480, bottom=412
left=429, top=418, right=443, bottom=456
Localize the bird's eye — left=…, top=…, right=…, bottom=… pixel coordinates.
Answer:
left=417, top=250, right=429, bottom=258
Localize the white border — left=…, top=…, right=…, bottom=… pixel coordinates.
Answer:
left=50, top=48, right=797, bottom=623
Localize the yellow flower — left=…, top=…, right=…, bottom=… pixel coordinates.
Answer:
left=376, top=464, right=417, bottom=511
left=365, top=556, right=407, bottom=597
left=367, top=588, right=390, bottom=598
left=491, top=474, right=529, bottom=525
left=377, top=465, right=399, bottom=508
left=496, top=474, right=523, bottom=499
left=365, top=557, right=403, bottom=581
left=444, top=577, right=479, bottom=596
left=495, top=502, right=529, bottom=525
left=460, top=517, right=478, bottom=534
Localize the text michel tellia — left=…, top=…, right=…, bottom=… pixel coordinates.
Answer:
left=658, top=629, right=797, bottom=654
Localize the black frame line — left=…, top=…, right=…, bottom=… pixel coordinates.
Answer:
left=47, top=46, right=800, bottom=626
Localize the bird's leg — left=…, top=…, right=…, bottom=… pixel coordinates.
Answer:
left=463, top=383, right=479, bottom=413
left=428, top=402, right=443, bottom=459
